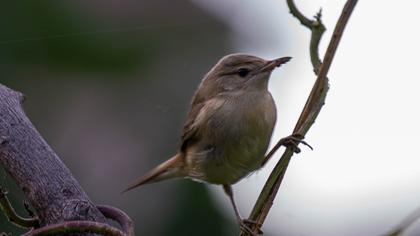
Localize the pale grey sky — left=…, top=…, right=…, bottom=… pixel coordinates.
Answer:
left=192, top=1, right=420, bottom=235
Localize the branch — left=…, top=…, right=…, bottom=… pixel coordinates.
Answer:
left=0, top=85, right=135, bottom=234
left=286, top=0, right=325, bottom=73
left=0, top=187, right=39, bottom=228
left=0, top=84, right=107, bottom=230
left=23, top=221, right=126, bottom=236
left=385, top=207, right=420, bottom=236
left=20, top=205, right=134, bottom=236
left=97, top=205, right=135, bottom=236
left=240, top=0, right=358, bottom=235
left=0, top=195, right=135, bottom=236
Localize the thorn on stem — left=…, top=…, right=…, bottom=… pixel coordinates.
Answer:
left=315, top=7, right=323, bottom=20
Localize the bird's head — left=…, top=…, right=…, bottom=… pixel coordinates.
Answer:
left=202, top=53, right=292, bottom=93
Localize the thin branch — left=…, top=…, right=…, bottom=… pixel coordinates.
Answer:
left=0, top=187, right=39, bottom=229
left=21, top=206, right=134, bottom=236
left=97, top=205, right=135, bottom=236
left=240, top=0, right=358, bottom=235
left=295, top=0, right=358, bottom=135
left=286, top=0, right=312, bottom=28
left=0, top=187, right=133, bottom=235
left=385, top=207, right=420, bottom=236
left=287, top=0, right=326, bottom=73
left=22, top=221, right=126, bottom=236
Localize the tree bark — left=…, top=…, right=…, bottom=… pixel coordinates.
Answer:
left=0, top=84, right=106, bottom=226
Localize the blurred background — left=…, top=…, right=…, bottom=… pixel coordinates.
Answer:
left=1, top=0, right=420, bottom=235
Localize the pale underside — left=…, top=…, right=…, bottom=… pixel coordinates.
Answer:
left=183, top=89, right=276, bottom=185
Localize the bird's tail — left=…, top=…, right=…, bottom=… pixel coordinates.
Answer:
left=122, top=154, right=185, bottom=193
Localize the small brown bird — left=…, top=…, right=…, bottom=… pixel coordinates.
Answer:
left=124, top=53, right=294, bottom=235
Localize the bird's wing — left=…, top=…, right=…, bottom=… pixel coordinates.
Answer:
left=180, top=96, right=225, bottom=152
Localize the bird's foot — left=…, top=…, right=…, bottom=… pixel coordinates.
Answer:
left=239, top=218, right=263, bottom=235
left=278, top=133, right=313, bottom=154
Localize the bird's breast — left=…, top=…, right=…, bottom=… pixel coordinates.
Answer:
left=187, top=91, right=277, bottom=185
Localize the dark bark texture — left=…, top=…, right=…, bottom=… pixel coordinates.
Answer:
left=0, top=84, right=106, bottom=226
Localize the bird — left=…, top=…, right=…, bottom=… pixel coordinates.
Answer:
left=123, top=53, right=298, bottom=235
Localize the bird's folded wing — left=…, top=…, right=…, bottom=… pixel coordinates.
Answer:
left=180, top=97, right=226, bottom=152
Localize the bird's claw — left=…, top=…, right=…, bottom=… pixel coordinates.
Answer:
left=279, top=133, right=313, bottom=154
left=240, top=219, right=263, bottom=235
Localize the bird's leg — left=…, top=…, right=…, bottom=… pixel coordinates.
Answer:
left=261, top=133, right=312, bottom=167
left=276, top=133, right=313, bottom=154
left=223, top=185, right=263, bottom=235
left=278, top=133, right=312, bottom=154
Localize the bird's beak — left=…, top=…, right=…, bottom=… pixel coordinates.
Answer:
left=259, top=56, right=292, bottom=73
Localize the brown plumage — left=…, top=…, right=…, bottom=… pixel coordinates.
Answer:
left=123, top=53, right=291, bottom=235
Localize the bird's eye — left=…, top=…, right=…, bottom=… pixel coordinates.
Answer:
left=237, top=68, right=250, bottom=77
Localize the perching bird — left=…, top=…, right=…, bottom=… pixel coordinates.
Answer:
left=123, top=53, right=297, bottom=235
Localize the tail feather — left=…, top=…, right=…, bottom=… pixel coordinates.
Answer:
left=122, top=154, right=184, bottom=193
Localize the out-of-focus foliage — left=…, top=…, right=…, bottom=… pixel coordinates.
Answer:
left=0, top=0, right=236, bottom=235
left=0, top=2, right=154, bottom=81
left=164, top=181, right=236, bottom=236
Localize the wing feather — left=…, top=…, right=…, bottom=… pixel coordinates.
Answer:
left=180, top=96, right=225, bottom=152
